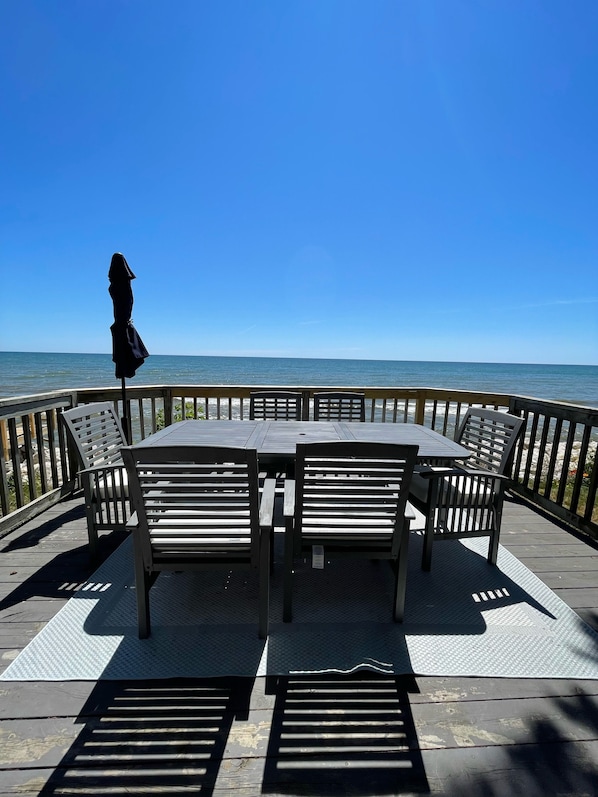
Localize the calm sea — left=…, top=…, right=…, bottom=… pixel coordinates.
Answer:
left=0, top=352, right=597, bottom=407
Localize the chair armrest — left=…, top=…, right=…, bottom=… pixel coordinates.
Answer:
left=283, top=478, right=295, bottom=518
left=417, top=465, right=463, bottom=479
left=78, top=461, right=125, bottom=477
left=259, top=478, right=276, bottom=528
left=418, top=466, right=508, bottom=481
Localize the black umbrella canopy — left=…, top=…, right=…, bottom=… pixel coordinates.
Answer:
left=108, top=253, right=149, bottom=379
left=109, top=253, right=149, bottom=442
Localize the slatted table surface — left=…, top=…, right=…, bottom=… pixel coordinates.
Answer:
left=132, top=419, right=471, bottom=465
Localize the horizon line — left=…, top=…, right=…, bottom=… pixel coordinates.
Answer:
left=1, top=350, right=596, bottom=369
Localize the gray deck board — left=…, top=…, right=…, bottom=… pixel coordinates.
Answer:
left=0, top=495, right=597, bottom=795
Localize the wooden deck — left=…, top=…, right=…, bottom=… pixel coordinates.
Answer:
left=1, top=494, right=597, bottom=796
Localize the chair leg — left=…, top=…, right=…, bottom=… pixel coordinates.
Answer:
left=487, top=532, right=499, bottom=566
left=84, top=491, right=99, bottom=564
left=258, top=528, right=270, bottom=640
left=421, top=513, right=434, bottom=571
left=421, top=483, right=440, bottom=572
left=393, top=522, right=410, bottom=622
left=488, top=485, right=504, bottom=565
left=487, top=501, right=503, bottom=565
left=87, top=517, right=99, bottom=565
left=134, top=550, right=151, bottom=639
left=283, top=524, right=294, bottom=623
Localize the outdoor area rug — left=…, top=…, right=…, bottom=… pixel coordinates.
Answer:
left=3, top=530, right=598, bottom=681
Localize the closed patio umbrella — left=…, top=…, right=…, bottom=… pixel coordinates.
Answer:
left=108, top=252, right=149, bottom=442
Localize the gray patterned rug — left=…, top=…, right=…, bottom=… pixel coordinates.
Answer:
left=3, top=531, right=598, bottom=681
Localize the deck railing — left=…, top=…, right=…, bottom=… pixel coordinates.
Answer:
left=1, top=385, right=596, bottom=540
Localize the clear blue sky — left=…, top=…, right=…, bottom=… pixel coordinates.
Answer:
left=1, top=1, right=597, bottom=365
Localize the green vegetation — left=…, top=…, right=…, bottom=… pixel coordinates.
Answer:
left=155, top=401, right=205, bottom=431
left=537, top=451, right=597, bottom=523
left=5, top=470, right=43, bottom=514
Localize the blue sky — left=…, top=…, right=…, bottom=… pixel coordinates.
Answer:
left=1, top=1, right=597, bottom=365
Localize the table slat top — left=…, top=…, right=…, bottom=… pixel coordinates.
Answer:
left=133, top=420, right=469, bottom=462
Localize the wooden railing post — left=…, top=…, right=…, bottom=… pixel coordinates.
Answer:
left=163, top=389, right=174, bottom=427
left=414, top=390, right=426, bottom=426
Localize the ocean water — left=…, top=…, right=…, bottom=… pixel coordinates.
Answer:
left=0, top=351, right=597, bottom=407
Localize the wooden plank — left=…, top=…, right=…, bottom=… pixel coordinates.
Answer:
left=0, top=717, right=79, bottom=769
left=500, top=534, right=598, bottom=564
left=1, top=724, right=597, bottom=797
left=0, top=682, right=97, bottom=720
left=409, top=675, right=598, bottom=702
left=512, top=556, right=598, bottom=573
left=528, top=570, right=598, bottom=589
left=0, top=598, right=67, bottom=624
left=551, top=587, right=598, bottom=608
left=501, top=528, right=592, bottom=545
left=418, top=741, right=598, bottom=797
left=412, top=693, right=598, bottom=749
left=575, top=607, right=598, bottom=629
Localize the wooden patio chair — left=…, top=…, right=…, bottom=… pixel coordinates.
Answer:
left=121, top=444, right=275, bottom=639
left=283, top=441, right=418, bottom=623
left=313, top=391, right=366, bottom=421
left=409, top=408, right=525, bottom=570
left=61, top=401, right=130, bottom=562
left=249, top=391, right=303, bottom=420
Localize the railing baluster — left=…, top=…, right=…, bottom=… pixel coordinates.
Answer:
left=544, top=417, right=563, bottom=500
left=556, top=422, right=576, bottom=506
left=570, top=425, right=592, bottom=515
left=0, top=425, right=10, bottom=515
left=0, top=385, right=595, bottom=540
left=34, top=412, right=48, bottom=494
left=533, top=415, right=551, bottom=494
left=8, top=418, right=24, bottom=508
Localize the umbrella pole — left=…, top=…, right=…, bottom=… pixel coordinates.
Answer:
left=121, top=377, right=131, bottom=444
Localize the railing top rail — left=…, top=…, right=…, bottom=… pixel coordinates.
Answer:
left=510, top=395, right=598, bottom=423
left=73, top=384, right=513, bottom=402
left=0, top=392, right=76, bottom=419
left=1, top=385, right=595, bottom=415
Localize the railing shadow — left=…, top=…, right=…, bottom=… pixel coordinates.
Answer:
left=403, top=530, right=557, bottom=630
left=1, top=501, right=87, bottom=552
left=37, top=677, right=254, bottom=796
left=0, top=501, right=126, bottom=612
left=262, top=673, right=429, bottom=795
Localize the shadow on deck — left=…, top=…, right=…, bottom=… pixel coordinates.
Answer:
left=0, top=495, right=597, bottom=795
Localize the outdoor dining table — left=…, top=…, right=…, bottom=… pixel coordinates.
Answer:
left=131, top=419, right=470, bottom=466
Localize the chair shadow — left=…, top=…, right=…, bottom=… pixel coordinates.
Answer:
left=36, top=677, right=255, bottom=796
left=71, top=526, right=564, bottom=680
left=76, top=537, right=268, bottom=679
left=262, top=672, right=429, bottom=795
left=402, top=531, right=557, bottom=633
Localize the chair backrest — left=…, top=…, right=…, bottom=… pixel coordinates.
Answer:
left=249, top=391, right=303, bottom=420
left=313, top=391, right=366, bottom=421
left=61, top=401, right=127, bottom=470
left=293, top=441, right=418, bottom=556
left=455, top=408, right=524, bottom=475
left=121, top=445, right=261, bottom=567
